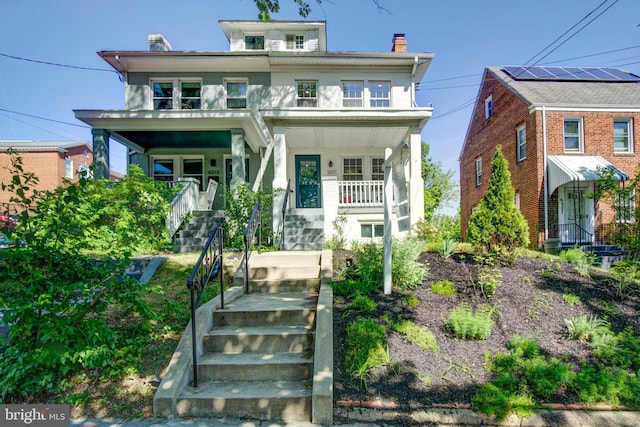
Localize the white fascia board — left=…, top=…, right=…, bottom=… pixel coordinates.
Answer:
left=530, top=104, right=640, bottom=113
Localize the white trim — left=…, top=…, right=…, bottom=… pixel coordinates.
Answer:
left=149, top=78, right=202, bottom=110
left=484, top=95, right=493, bottom=119
left=563, top=116, right=584, bottom=153
left=224, top=78, right=248, bottom=109
left=516, top=123, right=527, bottom=162
left=614, top=117, right=634, bottom=153
left=475, top=157, right=482, bottom=187
left=531, top=105, right=640, bottom=113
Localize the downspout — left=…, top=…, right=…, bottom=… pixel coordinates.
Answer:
left=542, top=106, right=549, bottom=241
left=411, top=56, right=418, bottom=107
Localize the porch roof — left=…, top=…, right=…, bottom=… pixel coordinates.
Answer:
left=547, top=155, right=629, bottom=195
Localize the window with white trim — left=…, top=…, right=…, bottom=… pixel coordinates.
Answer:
left=286, top=34, right=305, bottom=50
left=514, top=192, right=521, bottom=210
left=485, top=95, right=493, bottom=119
left=615, top=189, right=635, bottom=223
left=563, top=117, right=583, bottom=153
left=152, top=79, right=201, bottom=110
left=226, top=80, right=248, bottom=109
left=371, top=157, right=384, bottom=181
left=65, top=158, right=73, bottom=179
left=614, top=118, right=633, bottom=153
left=342, top=81, right=363, bottom=107
left=244, top=35, right=264, bottom=50
left=516, top=124, right=527, bottom=162
left=475, top=157, right=482, bottom=187
left=361, top=223, right=384, bottom=238
left=296, top=81, right=317, bottom=107
left=369, top=81, right=390, bottom=107
left=78, top=162, right=91, bottom=178
left=343, top=157, right=363, bottom=181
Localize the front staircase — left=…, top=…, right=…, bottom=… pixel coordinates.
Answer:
left=282, top=209, right=325, bottom=251
left=174, top=211, right=225, bottom=253
left=154, top=250, right=333, bottom=425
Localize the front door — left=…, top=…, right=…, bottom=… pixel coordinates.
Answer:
left=295, top=155, right=321, bottom=208
left=562, top=186, right=593, bottom=241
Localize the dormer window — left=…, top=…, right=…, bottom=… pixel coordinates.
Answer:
left=245, top=35, right=264, bottom=50
left=286, top=34, right=305, bottom=50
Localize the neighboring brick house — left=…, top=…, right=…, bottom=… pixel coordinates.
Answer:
left=0, top=140, right=92, bottom=209
left=459, top=66, right=640, bottom=249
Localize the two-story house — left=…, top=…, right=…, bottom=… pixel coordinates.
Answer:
left=0, top=140, right=93, bottom=212
left=74, top=20, right=434, bottom=249
left=459, top=66, right=640, bottom=249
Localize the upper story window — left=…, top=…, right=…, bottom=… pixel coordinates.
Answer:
left=296, top=81, right=317, bottom=107
left=152, top=79, right=201, bottom=110
left=342, top=81, right=363, bottom=107
left=286, top=34, right=305, bottom=50
left=614, top=118, right=633, bottom=153
left=244, top=35, right=264, bottom=50
left=516, top=124, right=527, bottom=162
left=370, top=81, right=390, bottom=107
left=485, top=95, right=493, bottom=119
left=65, top=158, right=73, bottom=179
left=563, top=117, right=583, bottom=153
left=475, top=157, right=482, bottom=187
left=371, top=157, right=385, bottom=181
left=343, top=157, right=363, bottom=181
left=226, top=80, right=247, bottom=109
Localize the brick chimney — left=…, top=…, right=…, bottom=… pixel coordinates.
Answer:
left=391, top=33, right=407, bottom=53
left=148, top=34, right=173, bottom=52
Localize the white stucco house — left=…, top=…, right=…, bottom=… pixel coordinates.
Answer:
left=75, top=20, right=434, bottom=249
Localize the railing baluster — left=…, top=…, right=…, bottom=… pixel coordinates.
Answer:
left=243, top=203, right=262, bottom=294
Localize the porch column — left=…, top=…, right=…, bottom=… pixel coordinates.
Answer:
left=272, top=126, right=287, bottom=238
left=322, top=176, right=338, bottom=240
left=408, top=127, right=425, bottom=226
left=230, top=129, right=246, bottom=190
left=92, top=129, right=110, bottom=179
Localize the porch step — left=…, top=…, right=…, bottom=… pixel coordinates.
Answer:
left=212, top=293, right=317, bottom=327
left=283, top=212, right=324, bottom=251
left=197, top=351, right=313, bottom=382
left=174, top=211, right=224, bottom=253
left=204, top=325, right=314, bottom=353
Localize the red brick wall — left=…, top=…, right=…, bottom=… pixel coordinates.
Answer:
left=460, top=71, right=640, bottom=248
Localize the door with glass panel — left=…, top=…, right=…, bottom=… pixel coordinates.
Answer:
left=295, top=155, right=321, bottom=208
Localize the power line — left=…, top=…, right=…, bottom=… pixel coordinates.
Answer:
left=0, top=107, right=89, bottom=128
left=0, top=52, right=120, bottom=75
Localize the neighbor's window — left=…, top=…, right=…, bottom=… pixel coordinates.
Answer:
left=226, top=80, right=248, bottom=109
left=563, top=117, right=583, bottom=152
left=475, top=157, right=482, bottom=187
left=153, top=158, right=175, bottom=183
left=514, top=192, right=521, bottom=210
left=296, top=81, right=317, bottom=107
left=516, top=124, right=527, bottom=161
left=614, top=118, right=633, bottom=153
left=371, top=157, right=385, bottom=181
left=245, top=35, right=264, bottom=50
left=361, top=223, right=384, bottom=238
left=343, top=157, right=363, bottom=181
left=485, top=95, right=493, bottom=119
left=152, top=79, right=201, bottom=110
left=65, top=158, right=73, bottom=179
left=369, top=81, right=390, bottom=107
left=342, top=81, right=363, bottom=107
left=286, top=34, right=305, bottom=50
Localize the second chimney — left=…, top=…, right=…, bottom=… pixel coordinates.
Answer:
left=391, top=33, right=407, bottom=53
left=149, top=34, right=173, bottom=52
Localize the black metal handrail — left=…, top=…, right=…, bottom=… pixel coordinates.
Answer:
left=550, top=223, right=593, bottom=252
left=186, top=226, right=224, bottom=388
left=243, top=203, right=262, bottom=293
left=279, top=179, right=292, bottom=250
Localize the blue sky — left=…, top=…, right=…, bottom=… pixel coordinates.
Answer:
left=0, top=0, right=638, bottom=210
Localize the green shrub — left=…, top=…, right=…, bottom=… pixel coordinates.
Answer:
left=401, top=293, right=420, bottom=307
left=351, top=241, right=384, bottom=287
left=563, top=293, right=582, bottom=306
left=609, top=260, right=640, bottom=300
left=431, top=280, right=457, bottom=296
left=391, top=318, right=439, bottom=352
left=224, top=182, right=273, bottom=249
left=344, top=317, right=389, bottom=388
left=565, top=315, right=610, bottom=342
left=391, top=237, right=429, bottom=290
left=350, top=295, right=377, bottom=313
left=330, top=279, right=378, bottom=297
left=559, top=247, right=595, bottom=277
left=445, top=302, right=494, bottom=340
left=473, top=383, right=537, bottom=421
left=572, top=364, right=640, bottom=407
left=438, top=238, right=458, bottom=259
left=476, top=267, right=502, bottom=298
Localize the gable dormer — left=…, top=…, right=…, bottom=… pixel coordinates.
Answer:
left=219, top=20, right=327, bottom=52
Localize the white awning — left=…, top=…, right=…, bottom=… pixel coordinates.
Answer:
left=547, top=155, right=629, bottom=195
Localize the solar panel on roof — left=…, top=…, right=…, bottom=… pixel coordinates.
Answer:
left=502, top=66, right=640, bottom=82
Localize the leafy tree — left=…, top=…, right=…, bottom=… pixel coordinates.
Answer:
left=422, top=142, right=457, bottom=220
left=467, top=145, right=529, bottom=261
left=224, top=182, right=274, bottom=248
left=251, top=0, right=390, bottom=20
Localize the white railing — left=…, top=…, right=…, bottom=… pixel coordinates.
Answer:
left=199, top=179, right=218, bottom=210
left=166, top=178, right=200, bottom=239
left=338, top=180, right=384, bottom=208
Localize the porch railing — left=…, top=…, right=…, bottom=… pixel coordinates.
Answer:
left=200, top=179, right=218, bottom=210
left=338, top=180, right=384, bottom=208
left=550, top=223, right=593, bottom=251
left=186, top=226, right=224, bottom=387
left=276, top=179, right=292, bottom=250
left=243, top=203, right=262, bottom=294
left=166, top=178, right=200, bottom=239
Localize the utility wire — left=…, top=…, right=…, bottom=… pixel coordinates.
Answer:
left=0, top=107, right=89, bottom=128
left=0, top=52, right=120, bottom=75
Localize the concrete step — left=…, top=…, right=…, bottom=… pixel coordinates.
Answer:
left=204, top=325, right=313, bottom=353
left=284, top=242, right=324, bottom=251
left=176, top=380, right=312, bottom=421
left=250, top=251, right=321, bottom=268
left=197, top=352, right=313, bottom=382
left=212, top=293, right=317, bottom=327
left=249, top=278, right=320, bottom=294
left=249, top=265, right=321, bottom=280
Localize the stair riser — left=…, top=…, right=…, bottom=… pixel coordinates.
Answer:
left=176, top=396, right=311, bottom=421
left=197, top=362, right=311, bottom=382
left=213, top=310, right=316, bottom=328
left=284, top=243, right=324, bottom=251
left=204, top=333, right=313, bottom=353
left=249, top=266, right=320, bottom=280
left=249, top=280, right=320, bottom=294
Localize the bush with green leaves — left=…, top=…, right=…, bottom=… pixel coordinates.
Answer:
left=564, top=315, right=610, bottom=342
left=445, top=302, right=494, bottom=340
left=476, top=266, right=502, bottom=298
left=609, top=260, right=640, bottom=300
left=389, top=318, right=439, bottom=352
left=351, top=241, right=384, bottom=286
left=559, top=247, right=595, bottom=277
left=224, top=182, right=274, bottom=249
left=330, top=279, right=378, bottom=297
left=344, top=317, right=389, bottom=388
left=431, top=280, right=457, bottom=296
left=350, top=295, right=377, bottom=313
left=466, top=145, right=529, bottom=263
